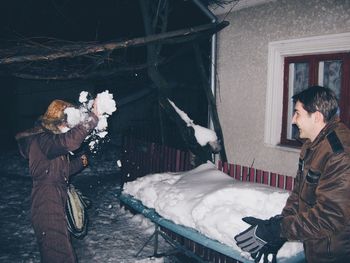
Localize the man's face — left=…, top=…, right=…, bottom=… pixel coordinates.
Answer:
left=292, top=101, right=316, bottom=141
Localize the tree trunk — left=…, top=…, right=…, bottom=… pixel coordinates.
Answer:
left=193, top=43, right=227, bottom=162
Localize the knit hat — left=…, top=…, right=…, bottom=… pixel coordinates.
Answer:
left=41, top=99, right=74, bottom=134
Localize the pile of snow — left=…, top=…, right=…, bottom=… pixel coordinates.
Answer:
left=65, top=90, right=117, bottom=152
left=123, top=162, right=304, bottom=262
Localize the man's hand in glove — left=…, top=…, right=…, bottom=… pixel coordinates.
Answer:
left=234, top=215, right=286, bottom=261
left=251, top=238, right=286, bottom=263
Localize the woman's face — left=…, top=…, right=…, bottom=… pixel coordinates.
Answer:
left=58, top=125, right=70, bottom=133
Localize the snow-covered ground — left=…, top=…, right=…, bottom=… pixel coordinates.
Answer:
left=0, top=146, right=172, bottom=263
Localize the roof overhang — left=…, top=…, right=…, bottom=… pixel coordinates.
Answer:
left=209, top=0, right=277, bottom=15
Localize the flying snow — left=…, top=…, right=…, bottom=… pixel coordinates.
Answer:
left=79, top=91, right=89, bottom=103
left=64, top=90, right=117, bottom=152
left=95, top=91, right=117, bottom=115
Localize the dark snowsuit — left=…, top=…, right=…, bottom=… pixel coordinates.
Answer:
left=16, top=113, right=98, bottom=263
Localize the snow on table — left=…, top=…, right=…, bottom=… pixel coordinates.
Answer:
left=123, top=162, right=304, bottom=262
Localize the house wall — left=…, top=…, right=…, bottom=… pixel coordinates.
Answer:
left=216, top=0, right=350, bottom=177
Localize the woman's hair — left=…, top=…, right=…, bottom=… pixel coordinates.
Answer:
left=41, top=99, right=74, bottom=133
left=292, top=86, right=339, bottom=122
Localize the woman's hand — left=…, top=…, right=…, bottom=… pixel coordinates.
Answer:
left=81, top=154, right=88, bottom=167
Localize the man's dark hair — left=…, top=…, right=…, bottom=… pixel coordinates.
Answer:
left=292, top=86, right=339, bottom=122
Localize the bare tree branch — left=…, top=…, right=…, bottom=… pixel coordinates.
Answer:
left=0, top=21, right=228, bottom=65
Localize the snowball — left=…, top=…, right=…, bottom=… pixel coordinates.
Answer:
left=65, top=107, right=82, bottom=127
left=95, top=90, right=117, bottom=115
left=79, top=91, right=89, bottom=103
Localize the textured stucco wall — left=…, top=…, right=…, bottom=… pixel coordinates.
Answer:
left=216, top=0, right=350, bottom=176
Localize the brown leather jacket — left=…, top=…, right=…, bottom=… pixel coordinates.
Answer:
left=281, top=118, right=350, bottom=263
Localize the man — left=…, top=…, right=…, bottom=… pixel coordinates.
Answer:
left=235, top=86, right=350, bottom=263
left=16, top=99, right=99, bottom=262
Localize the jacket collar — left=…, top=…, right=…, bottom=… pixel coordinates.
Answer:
left=306, top=116, right=340, bottom=151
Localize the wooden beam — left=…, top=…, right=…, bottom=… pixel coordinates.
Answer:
left=0, top=21, right=229, bottom=65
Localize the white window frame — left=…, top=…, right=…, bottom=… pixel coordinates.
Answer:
left=264, top=32, right=350, bottom=148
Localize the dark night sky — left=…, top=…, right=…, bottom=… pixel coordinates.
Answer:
left=0, top=0, right=209, bottom=42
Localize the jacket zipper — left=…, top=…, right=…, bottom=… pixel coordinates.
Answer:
left=327, top=235, right=331, bottom=254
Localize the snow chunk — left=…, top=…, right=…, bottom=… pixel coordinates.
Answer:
left=168, top=99, right=218, bottom=147
left=95, top=90, right=117, bottom=115
left=65, top=107, right=82, bottom=127
left=79, top=91, right=89, bottom=103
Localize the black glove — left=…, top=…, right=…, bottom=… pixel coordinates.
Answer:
left=251, top=238, right=286, bottom=263
left=234, top=216, right=286, bottom=255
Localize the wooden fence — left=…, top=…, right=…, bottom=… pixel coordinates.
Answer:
left=122, top=136, right=296, bottom=191
left=122, top=136, right=193, bottom=184
left=217, top=161, right=295, bottom=191
left=121, top=137, right=296, bottom=262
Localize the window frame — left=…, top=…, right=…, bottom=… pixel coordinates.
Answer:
left=280, top=52, right=350, bottom=147
left=264, top=32, right=350, bottom=150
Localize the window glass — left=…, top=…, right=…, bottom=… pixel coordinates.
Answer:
left=293, top=62, right=309, bottom=94
left=318, top=60, right=342, bottom=99
left=286, top=62, right=309, bottom=140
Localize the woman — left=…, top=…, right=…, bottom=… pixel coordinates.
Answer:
left=15, top=99, right=99, bottom=262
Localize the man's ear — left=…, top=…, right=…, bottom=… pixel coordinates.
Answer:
left=314, top=111, right=325, bottom=124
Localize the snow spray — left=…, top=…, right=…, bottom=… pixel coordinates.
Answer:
left=65, top=90, right=117, bottom=153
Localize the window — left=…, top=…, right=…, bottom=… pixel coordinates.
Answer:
left=264, top=32, right=350, bottom=149
left=281, top=53, right=350, bottom=147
